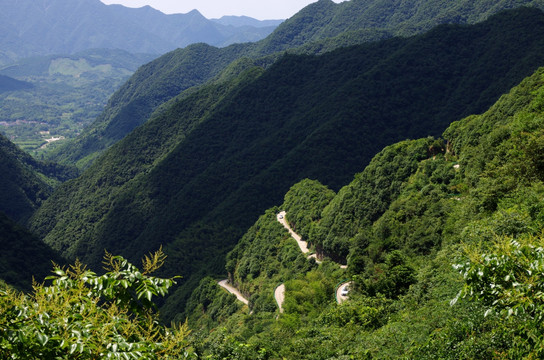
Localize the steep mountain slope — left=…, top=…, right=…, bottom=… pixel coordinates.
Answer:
left=0, top=0, right=278, bottom=65
left=0, top=133, right=76, bottom=223
left=186, top=65, right=544, bottom=360
left=49, top=43, right=252, bottom=167
left=30, top=9, right=544, bottom=317
left=50, top=0, right=544, bottom=167
left=258, top=0, right=544, bottom=52
left=0, top=213, right=64, bottom=292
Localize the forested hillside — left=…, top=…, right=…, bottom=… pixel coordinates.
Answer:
left=0, top=131, right=72, bottom=294
left=48, top=43, right=252, bottom=167
left=0, top=213, right=64, bottom=292
left=29, top=8, right=544, bottom=320
left=50, top=0, right=544, bottom=167
left=257, top=0, right=544, bottom=52
left=0, top=133, right=76, bottom=223
left=4, top=1, right=544, bottom=358
left=184, top=64, right=544, bottom=360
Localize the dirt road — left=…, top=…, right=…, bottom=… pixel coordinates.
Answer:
left=277, top=211, right=310, bottom=253
left=218, top=279, right=249, bottom=305
left=274, top=283, right=285, bottom=314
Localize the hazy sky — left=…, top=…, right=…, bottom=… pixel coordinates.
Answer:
left=100, top=0, right=346, bottom=20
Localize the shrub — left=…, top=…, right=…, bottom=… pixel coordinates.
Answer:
left=0, top=249, right=193, bottom=359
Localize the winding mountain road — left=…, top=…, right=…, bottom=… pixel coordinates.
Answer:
left=275, top=211, right=352, bottom=309
left=218, top=279, right=249, bottom=305
left=219, top=212, right=352, bottom=315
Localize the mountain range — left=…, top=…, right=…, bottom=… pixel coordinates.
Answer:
left=0, top=0, right=280, bottom=66
left=48, top=0, right=544, bottom=168
left=28, top=6, right=544, bottom=321
left=4, top=0, right=544, bottom=357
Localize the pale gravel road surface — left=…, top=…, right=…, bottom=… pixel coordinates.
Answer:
left=218, top=279, right=249, bottom=305
left=277, top=211, right=347, bottom=267
left=277, top=211, right=310, bottom=253
left=275, top=283, right=285, bottom=313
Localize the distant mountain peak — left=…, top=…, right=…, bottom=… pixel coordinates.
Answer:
left=0, top=0, right=279, bottom=65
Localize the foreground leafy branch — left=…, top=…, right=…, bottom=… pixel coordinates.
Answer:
left=0, top=249, right=194, bottom=359
left=453, top=235, right=544, bottom=358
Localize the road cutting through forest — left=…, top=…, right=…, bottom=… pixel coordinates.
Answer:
left=277, top=211, right=321, bottom=262
left=217, top=211, right=351, bottom=314
left=275, top=211, right=350, bottom=311
left=277, top=211, right=347, bottom=268
left=218, top=279, right=249, bottom=305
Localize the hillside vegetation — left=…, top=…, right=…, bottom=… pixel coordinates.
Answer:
left=0, top=133, right=76, bottom=223
left=258, top=0, right=544, bottom=52
left=0, top=250, right=193, bottom=359
left=50, top=0, right=544, bottom=167
left=29, top=8, right=544, bottom=321
left=0, top=131, right=71, bottom=293
left=0, top=213, right=64, bottom=292
left=48, top=43, right=251, bottom=167
left=4, top=2, right=544, bottom=358
left=185, top=64, right=544, bottom=360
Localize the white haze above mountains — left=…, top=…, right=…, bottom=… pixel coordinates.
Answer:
left=0, top=0, right=283, bottom=66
